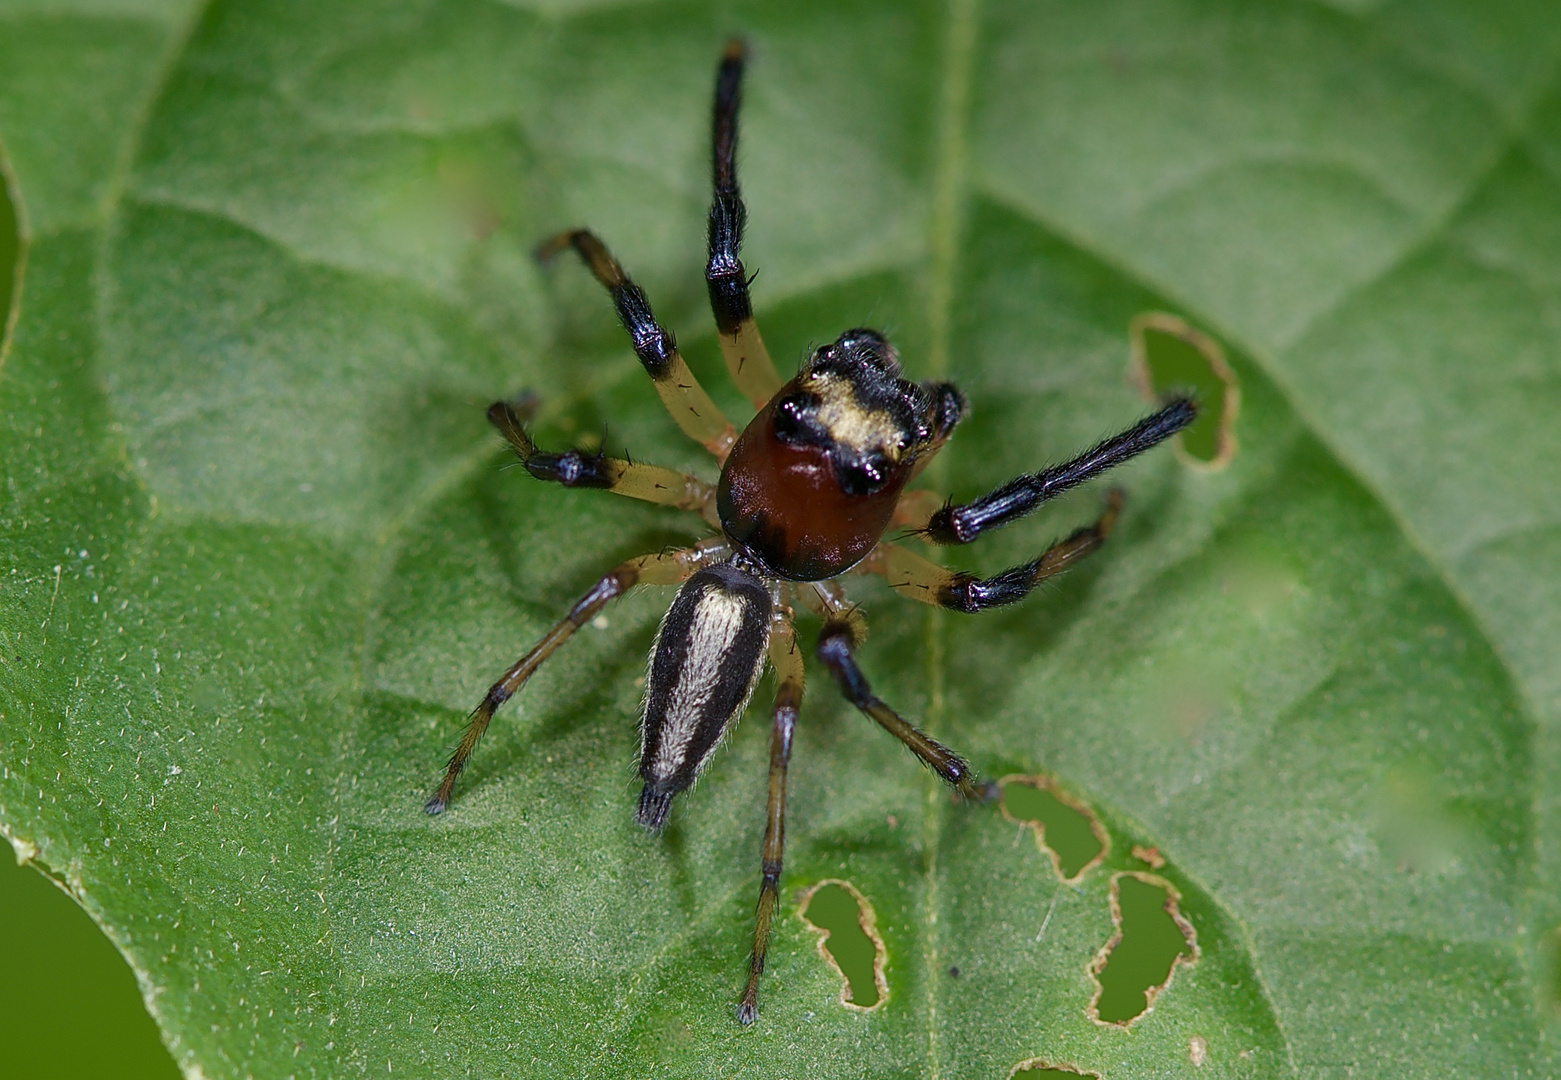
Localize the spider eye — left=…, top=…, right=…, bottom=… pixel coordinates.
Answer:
left=773, top=393, right=818, bottom=443
left=836, top=452, right=890, bottom=496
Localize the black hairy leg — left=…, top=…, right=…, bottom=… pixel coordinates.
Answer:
left=924, top=397, right=1194, bottom=545
left=707, top=39, right=782, bottom=409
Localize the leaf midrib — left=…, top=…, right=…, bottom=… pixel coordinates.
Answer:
left=918, top=0, right=982, bottom=1075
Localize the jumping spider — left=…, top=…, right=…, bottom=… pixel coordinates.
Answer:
left=424, top=40, right=1196, bottom=1025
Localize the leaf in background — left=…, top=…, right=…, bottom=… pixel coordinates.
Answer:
left=1, top=1, right=1556, bottom=1076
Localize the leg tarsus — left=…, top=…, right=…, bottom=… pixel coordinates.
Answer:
left=488, top=398, right=537, bottom=458
left=426, top=681, right=514, bottom=814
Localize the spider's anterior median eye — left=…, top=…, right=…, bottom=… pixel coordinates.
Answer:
left=836, top=451, right=891, bottom=496
left=773, top=392, right=820, bottom=443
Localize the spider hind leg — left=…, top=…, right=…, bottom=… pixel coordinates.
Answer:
left=737, top=613, right=805, bottom=1025
left=815, top=620, right=990, bottom=802
left=425, top=542, right=729, bottom=814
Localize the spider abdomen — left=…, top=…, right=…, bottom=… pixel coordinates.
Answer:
left=637, top=564, right=772, bottom=830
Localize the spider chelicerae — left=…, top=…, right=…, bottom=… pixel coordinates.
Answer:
left=423, top=40, right=1196, bottom=1025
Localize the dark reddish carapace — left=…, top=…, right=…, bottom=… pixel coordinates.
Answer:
left=717, top=330, right=953, bottom=580
left=718, top=386, right=910, bottom=580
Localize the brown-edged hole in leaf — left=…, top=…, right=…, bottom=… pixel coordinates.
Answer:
left=799, top=880, right=885, bottom=1010
left=1009, top=1061, right=1102, bottom=1080
left=1089, top=872, right=1198, bottom=1026
left=0, top=144, right=23, bottom=363
left=999, top=776, right=1107, bottom=883
left=1130, top=312, right=1238, bottom=469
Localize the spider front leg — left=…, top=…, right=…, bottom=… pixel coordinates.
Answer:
left=815, top=619, right=989, bottom=801
left=707, top=39, right=782, bottom=409
left=487, top=400, right=719, bottom=528
left=868, top=488, right=1123, bottom=612
left=425, top=538, right=731, bottom=814
left=538, top=229, right=738, bottom=459
left=924, top=397, right=1195, bottom=545
left=737, top=610, right=805, bottom=1026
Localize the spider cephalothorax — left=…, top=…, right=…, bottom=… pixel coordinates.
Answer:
left=718, top=328, right=961, bottom=581
left=423, top=40, right=1195, bottom=1026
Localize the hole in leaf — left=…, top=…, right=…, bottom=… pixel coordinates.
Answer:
left=1130, top=312, right=1238, bottom=468
left=1089, top=872, right=1198, bottom=1026
left=1009, top=1061, right=1102, bottom=1080
left=0, top=145, right=22, bottom=360
left=999, top=776, right=1107, bottom=883
left=799, top=880, right=885, bottom=1010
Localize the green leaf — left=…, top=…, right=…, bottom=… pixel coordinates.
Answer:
left=2, top=1, right=1557, bottom=1076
